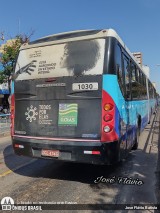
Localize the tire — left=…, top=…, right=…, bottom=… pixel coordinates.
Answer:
left=132, top=128, right=139, bottom=150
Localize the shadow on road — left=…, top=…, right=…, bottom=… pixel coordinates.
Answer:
left=3, top=143, right=126, bottom=184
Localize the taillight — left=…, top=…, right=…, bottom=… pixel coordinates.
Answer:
left=45, top=78, right=56, bottom=82
left=101, top=90, right=118, bottom=142
left=14, top=144, right=24, bottom=149
left=103, top=114, right=113, bottom=122
left=10, top=94, right=15, bottom=136
left=11, top=95, right=15, bottom=109
left=84, top=150, right=100, bottom=155
left=10, top=114, right=14, bottom=119
left=103, top=125, right=113, bottom=133
left=104, top=103, right=113, bottom=111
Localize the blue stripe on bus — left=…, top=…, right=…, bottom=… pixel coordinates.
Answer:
left=11, top=81, right=14, bottom=94
left=102, top=74, right=120, bottom=137
left=102, top=74, right=156, bottom=135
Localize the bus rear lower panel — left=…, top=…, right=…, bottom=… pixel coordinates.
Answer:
left=12, top=137, right=120, bottom=165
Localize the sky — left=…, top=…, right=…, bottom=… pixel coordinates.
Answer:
left=0, top=0, right=160, bottom=92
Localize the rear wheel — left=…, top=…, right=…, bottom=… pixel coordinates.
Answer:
left=132, top=127, right=140, bottom=150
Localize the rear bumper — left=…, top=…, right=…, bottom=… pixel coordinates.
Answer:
left=12, top=136, right=120, bottom=165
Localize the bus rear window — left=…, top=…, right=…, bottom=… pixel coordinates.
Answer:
left=14, top=39, right=105, bottom=80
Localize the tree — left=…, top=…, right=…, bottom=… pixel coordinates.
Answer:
left=0, top=38, right=20, bottom=87
left=0, top=31, right=34, bottom=91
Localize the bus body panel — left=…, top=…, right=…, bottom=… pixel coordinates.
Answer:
left=14, top=76, right=102, bottom=140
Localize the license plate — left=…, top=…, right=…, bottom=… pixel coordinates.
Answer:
left=72, top=82, right=98, bottom=91
left=41, top=149, right=59, bottom=157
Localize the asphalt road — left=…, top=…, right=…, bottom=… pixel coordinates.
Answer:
left=0, top=111, right=160, bottom=213
left=0, top=116, right=10, bottom=137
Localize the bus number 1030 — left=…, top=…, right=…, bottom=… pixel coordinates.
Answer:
left=72, top=83, right=98, bottom=91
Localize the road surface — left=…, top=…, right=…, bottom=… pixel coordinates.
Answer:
left=0, top=111, right=160, bottom=212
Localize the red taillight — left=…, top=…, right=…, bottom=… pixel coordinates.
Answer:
left=92, top=151, right=100, bottom=155
left=84, top=150, right=101, bottom=155
left=45, top=78, right=56, bottom=82
left=10, top=94, right=15, bottom=136
left=11, top=95, right=15, bottom=110
left=14, top=144, right=24, bottom=149
left=10, top=114, right=14, bottom=119
left=103, top=114, right=113, bottom=122
left=101, top=90, right=118, bottom=142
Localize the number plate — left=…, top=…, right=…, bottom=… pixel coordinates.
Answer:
left=41, top=149, right=59, bottom=157
left=72, top=82, right=98, bottom=91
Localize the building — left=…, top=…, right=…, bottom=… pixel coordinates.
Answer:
left=132, top=52, right=143, bottom=66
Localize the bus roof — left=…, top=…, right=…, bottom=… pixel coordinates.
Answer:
left=20, top=29, right=146, bottom=77
left=22, top=29, right=124, bottom=48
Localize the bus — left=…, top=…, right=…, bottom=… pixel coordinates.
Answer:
left=11, top=29, right=157, bottom=165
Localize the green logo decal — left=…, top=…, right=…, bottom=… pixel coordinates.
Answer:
left=58, top=103, right=78, bottom=126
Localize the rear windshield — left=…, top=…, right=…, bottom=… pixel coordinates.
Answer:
left=14, top=39, right=105, bottom=80
left=29, top=30, right=101, bottom=44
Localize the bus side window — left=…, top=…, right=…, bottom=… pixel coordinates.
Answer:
left=130, top=62, right=136, bottom=82
left=115, top=44, right=125, bottom=96
left=143, top=74, right=146, bottom=87
left=135, top=67, right=138, bottom=82
left=131, top=62, right=139, bottom=100
left=150, top=85, right=153, bottom=99
left=139, top=70, right=144, bottom=85
left=140, top=73, right=147, bottom=100
left=123, top=55, right=131, bottom=100
left=137, top=69, right=140, bottom=83
left=149, top=81, right=153, bottom=99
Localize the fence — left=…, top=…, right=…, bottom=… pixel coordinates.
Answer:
left=0, top=114, right=10, bottom=136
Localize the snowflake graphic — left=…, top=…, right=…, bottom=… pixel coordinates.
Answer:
left=25, top=105, right=38, bottom=122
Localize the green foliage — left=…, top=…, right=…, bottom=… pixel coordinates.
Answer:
left=0, top=71, right=6, bottom=84
left=0, top=37, right=22, bottom=78
left=0, top=32, right=34, bottom=90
